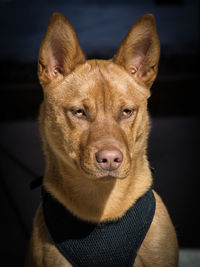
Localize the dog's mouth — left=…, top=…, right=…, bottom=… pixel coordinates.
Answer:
left=80, top=162, right=130, bottom=181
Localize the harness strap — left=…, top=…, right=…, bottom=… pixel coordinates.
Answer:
left=43, top=188, right=155, bottom=267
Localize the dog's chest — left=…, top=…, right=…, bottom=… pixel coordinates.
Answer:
left=43, top=189, right=155, bottom=267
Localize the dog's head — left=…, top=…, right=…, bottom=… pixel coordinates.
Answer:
left=38, top=13, right=159, bottom=182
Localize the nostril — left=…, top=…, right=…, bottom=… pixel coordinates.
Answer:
left=96, top=157, right=108, bottom=163
left=114, top=157, right=122, bottom=163
left=95, top=149, right=123, bottom=171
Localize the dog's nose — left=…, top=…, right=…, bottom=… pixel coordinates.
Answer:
left=95, top=149, right=123, bottom=171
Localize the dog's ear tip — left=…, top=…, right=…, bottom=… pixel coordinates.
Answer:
left=51, top=12, right=65, bottom=20
left=139, top=14, right=156, bottom=26
left=142, top=13, right=155, bottom=19
left=48, top=12, right=69, bottom=26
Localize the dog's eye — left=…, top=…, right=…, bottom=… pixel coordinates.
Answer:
left=72, top=109, right=87, bottom=119
left=121, top=109, right=134, bottom=119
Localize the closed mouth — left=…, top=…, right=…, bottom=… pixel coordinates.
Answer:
left=80, top=163, right=129, bottom=180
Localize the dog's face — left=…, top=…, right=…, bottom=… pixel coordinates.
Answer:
left=38, top=13, right=160, bottom=182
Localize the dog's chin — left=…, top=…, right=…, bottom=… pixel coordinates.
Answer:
left=80, top=164, right=129, bottom=182
left=96, top=175, right=128, bottom=184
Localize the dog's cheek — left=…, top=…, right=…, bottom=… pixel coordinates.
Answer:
left=41, top=110, right=76, bottom=166
left=79, top=131, right=95, bottom=171
left=120, top=113, right=140, bottom=158
left=134, top=110, right=150, bottom=155
left=122, top=109, right=148, bottom=158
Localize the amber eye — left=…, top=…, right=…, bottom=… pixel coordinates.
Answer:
left=121, top=109, right=134, bottom=119
left=72, top=109, right=87, bottom=119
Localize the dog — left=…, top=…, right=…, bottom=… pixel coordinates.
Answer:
left=25, top=13, right=178, bottom=267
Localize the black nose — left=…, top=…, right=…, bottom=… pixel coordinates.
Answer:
left=95, top=149, right=123, bottom=171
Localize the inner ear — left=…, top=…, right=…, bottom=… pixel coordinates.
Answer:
left=128, top=37, right=152, bottom=74
left=114, top=14, right=160, bottom=88
left=45, top=39, right=67, bottom=78
left=38, top=13, right=85, bottom=85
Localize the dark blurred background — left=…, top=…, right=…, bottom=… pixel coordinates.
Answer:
left=0, top=0, right=199, bottom=266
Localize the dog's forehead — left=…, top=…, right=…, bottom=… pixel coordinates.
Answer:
left=96, top=60, right=147, bottom=97
left=59, top=60, right=147, bottom=104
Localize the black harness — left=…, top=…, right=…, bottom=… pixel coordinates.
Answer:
left=42, top=188, right=155, bottom=267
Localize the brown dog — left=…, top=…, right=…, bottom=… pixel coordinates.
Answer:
left=25, top=13, right=178, bottom=267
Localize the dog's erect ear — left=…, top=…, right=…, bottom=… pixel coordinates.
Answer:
left=38, top=13, right=85, bottom=85
left=114, top=14, right=160, bottom=88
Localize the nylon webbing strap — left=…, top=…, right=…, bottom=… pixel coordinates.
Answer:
left=43, top=188, right=155, bottom=267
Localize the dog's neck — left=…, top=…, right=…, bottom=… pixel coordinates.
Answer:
left=43, top=152, right=152, bottom=223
